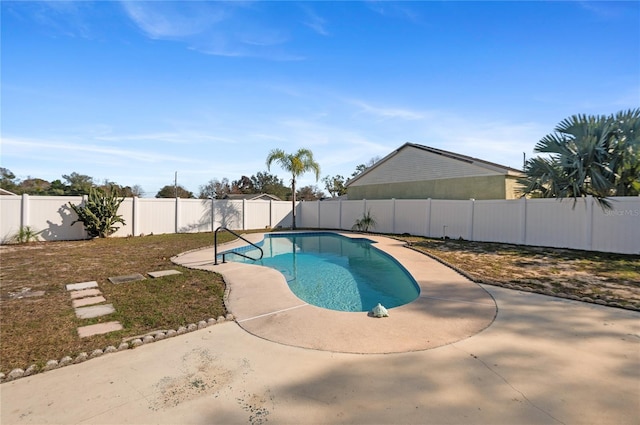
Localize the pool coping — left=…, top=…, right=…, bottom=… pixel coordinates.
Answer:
left=172, top=231, right=498, bottom=354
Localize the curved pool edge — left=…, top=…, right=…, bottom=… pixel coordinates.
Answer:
left=221, top=231, right=421, bottom=312
left=172, top=231, right=498, bottom=354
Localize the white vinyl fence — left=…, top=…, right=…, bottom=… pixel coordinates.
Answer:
left=0, top=195, right=293, bottom=243
left=298, top=197, right=640, bottom=255
left=1, top=195, right=638, bottom=254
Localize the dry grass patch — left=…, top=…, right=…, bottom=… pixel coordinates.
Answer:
left=0, top=232, right=239, bottom=374
left=400, top=236, right=640, bottom=307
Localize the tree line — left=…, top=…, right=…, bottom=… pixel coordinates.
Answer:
left=0, top=161, right=376, bottom=201
left=0, top=171, right=144, bottom=197
left=3, top=107, right=636, bottom=208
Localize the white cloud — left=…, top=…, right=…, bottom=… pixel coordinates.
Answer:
left=364, top=1, right=421, bottom=23
left=301, top=5, right=329, bottom=36
left=1, top=136, right=198, bottom=164
left=120, top=1, right=304, bottom=61
left=347, top=99, right=425, bottom=120
left=95, top=131, right=237, bottom=145
left=120, top=1, right=225, bottom=39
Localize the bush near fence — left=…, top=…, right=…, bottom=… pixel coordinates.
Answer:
left=1, top=195, right=638, bottom=254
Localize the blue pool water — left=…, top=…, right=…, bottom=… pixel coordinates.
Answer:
left=222, top=233, right=420, bottom=312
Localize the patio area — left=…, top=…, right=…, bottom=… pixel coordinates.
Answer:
left=1, top=233, right=638, bottom=424
left=1, top=284, right=638, bottom=424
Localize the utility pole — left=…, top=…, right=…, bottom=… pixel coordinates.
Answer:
left=174, top=171, right=178, bottom=198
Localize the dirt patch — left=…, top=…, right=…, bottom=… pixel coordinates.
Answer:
left=401, top=237, right=640, bottom=307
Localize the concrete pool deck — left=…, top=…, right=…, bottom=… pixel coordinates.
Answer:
left=1, top=233, right=638, bottom=424
left=173, top=232, right=498, bottom=353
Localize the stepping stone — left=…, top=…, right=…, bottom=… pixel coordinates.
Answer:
left=75, top=304, right=115, bottom=319
left=78, top=321, right=123, bottom=338
left=66, top=281, right=98, bottom=291
left=8, top=288, right=45, bottom=299
left=72, top=296, right=106, bottom=308
left=148, top=270, right=182, bottom=278
left=108, top=274, right=145, bottom=284
left=70, top=288, right=102, bottom=299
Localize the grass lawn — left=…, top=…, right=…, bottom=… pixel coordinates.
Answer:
left=1, top=231, right=638, bottom=376
left=0, top=232, right=239, bottom=374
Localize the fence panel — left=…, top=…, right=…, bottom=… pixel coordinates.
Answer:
left=430, top=200, right=471, bottom=239
left=298, top=202, right=318, bottom=229
left=213, top=200, right=243, bottom=230
left=136, top=198, right=176, bottom=235
left=319, top=201, right=341, bottom=229
left=273, top=202, right=293, bottom=228
left=244, top=201, right=271, bottom=230
left=473, top=199, right=522, bottom=244
left=591, top=197, right=640, bottom=254
left=525, top=198, right=588, bottom=250
left=112, top=198, right=134, bottom=237
left=31, top=196, right=86, bottom=241
left=394, top=200, right=429, bottom=236
left=340, top=201, right=366, bottom=231
left=365, top=200, right=394, bottom=233
left=0, top=196, right=23, bottom=243
left=177, top=199, right=211, bottom=233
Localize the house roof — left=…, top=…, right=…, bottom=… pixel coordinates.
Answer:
left=222, top=193, right=282, bottom=201
left=0, top=188, right=19, bottom=196
left=347, top=142, right=523, bottom=187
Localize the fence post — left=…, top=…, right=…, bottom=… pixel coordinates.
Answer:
left=426, top=198, right=432, bottom=237
left=175, top=197, right=181, bottom=234
left=213, top=199, right=218, bottom=230
left=132, top=196, right=139, bottom=236
left=338, top=199, right=343, bottom=229
left=585, top=195, right=594, bottom=251
left=269, top=200, right=273, bottom=228
left=468, top=199, right=475, bottom=240
left=520, top=197, right=527, bottom=245
left=20, top=194, right=29, bottom=229
left=242, top=199, right=246, bottom=230
left=317, top=201, right=321, bottom=228
left=392, top=198, right=396, bottom=234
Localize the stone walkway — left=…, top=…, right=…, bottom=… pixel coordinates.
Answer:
left=66, top=270, right=182, bottom=338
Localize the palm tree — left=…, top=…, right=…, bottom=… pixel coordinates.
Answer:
left=519, top=109, right=640, bottom=209
left=609, top=109, right=640, bottom=196
left=266, top=148, right=321, bottom=229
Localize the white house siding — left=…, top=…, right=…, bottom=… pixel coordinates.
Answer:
left=349, top=146, right=500, bottom=187
left=347, top=175, right=511, bottom=200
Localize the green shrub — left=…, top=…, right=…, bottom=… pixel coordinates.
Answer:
left=352, top=209, right=377, bottom=232
left=9, top=226, right=43, bottom=244
left=69, top=186, right=125, bottom=238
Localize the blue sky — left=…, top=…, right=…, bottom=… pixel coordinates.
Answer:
left=2, top=1, right=639, bottom=197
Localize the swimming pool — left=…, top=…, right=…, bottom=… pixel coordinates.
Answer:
left=221, top=232, right=420, bottom=312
